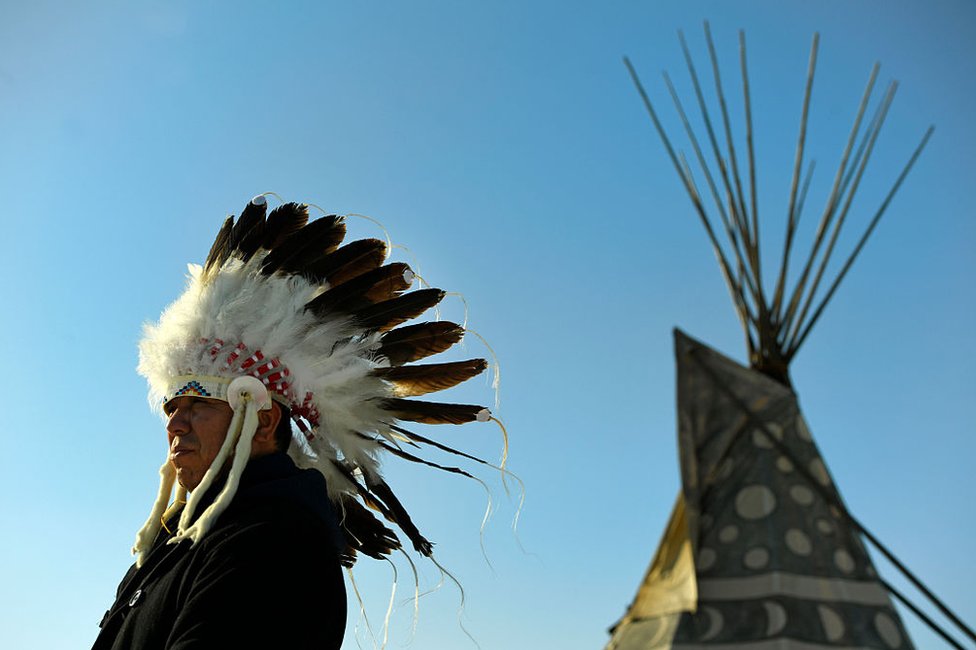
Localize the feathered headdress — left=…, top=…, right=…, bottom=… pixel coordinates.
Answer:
left=133, top=194, right=498, bottom=567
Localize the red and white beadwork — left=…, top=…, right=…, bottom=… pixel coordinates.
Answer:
left=162, top=338, right=321, bottom=434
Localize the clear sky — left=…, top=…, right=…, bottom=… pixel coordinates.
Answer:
left=1, top=1, right=973, bottom=649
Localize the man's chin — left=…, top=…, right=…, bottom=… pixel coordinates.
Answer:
left=174, top=467, right=203, bottom=492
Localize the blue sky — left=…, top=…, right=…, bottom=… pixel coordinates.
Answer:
left=1, top=1, right=973, bottom=648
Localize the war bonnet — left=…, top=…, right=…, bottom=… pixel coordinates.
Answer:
left=133, top=195, right=497, bottom=567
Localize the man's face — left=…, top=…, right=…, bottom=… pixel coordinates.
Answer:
left=164, top=396, right=234, bottom=491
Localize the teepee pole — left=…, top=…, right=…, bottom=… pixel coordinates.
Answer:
left=662, top=71, right=761, bottom=307
left=881, top=579, right=966, bottom=650
left=704, top=23, right=754, bottom=260
left=772, top=63, right=878, bottom=327
left=680, top=153, right=761, bottom=354
left=677, top=31, right=739, bottom=230
left=787, top=82, right=898, bottom=350
left=624, top=56, right=758, bottom=352
left=878, top=577, right=966, bottom=650
left=704, top=24, right=778, bottom=368
left=739, top=30, right=760, bottom=275
left=788, top=125, right=935, bottom=354
left=769, top=34, right=819, bottom=336
left=677, top=32, right=752, bottom=260
left=780, top=74, right=889, bottom=345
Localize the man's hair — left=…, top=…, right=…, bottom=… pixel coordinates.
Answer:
left=275, top=403, right=293, bottom=453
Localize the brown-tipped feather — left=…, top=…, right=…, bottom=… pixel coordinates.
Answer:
left=332, top=462, right=404, bottom=558
left=262, top=202, right=309, bottom=250
left=231, top=200, right=268, bottom=263
left=354, top=288, right=445, bottom=332
left=261, top=215, right=346, bottom=275
left=304, top=238, right=388, bottom=285
left=361, top=263, right=413, bottom=302
left=336, top=494, right=401, bottom=565
left=381, top=398, right=487, bottom=424
left=378, top=436, right=479, bottom=478
left=390, top=424, right=494, bottom=467
left=305, top=263, right=413, bottom=317
left=203, top=216, right=235, bottom=279
left=365, top=477, right=433, bottom=556
left=377, top=321, right=465, bottom=365
left=373, top=359, right=488, bottom=396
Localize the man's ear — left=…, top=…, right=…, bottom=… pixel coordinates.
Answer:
left=254, top=402, right=283, bottom=446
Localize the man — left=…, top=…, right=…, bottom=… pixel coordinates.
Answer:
left=93, top=395, right=347, bottom=649
left=94, top=195, right=493, bottom=649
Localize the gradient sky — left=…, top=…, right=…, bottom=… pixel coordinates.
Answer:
left=1, top=2, right=973, bottom=649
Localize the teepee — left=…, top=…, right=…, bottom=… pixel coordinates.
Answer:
left=606, top=25, right=972, bottom=650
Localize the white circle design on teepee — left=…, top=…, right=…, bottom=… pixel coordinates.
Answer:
left=744, top=547, right=770, bottom=570
left=809, top=458, right=831, bottom=486
left=718, top=525, right=739, bottom=544
left=699, top=607, right=724, bottom=641
left=752, top=422, right=784, bottom=449
left=735, top=485, right=777, bottom=519
left=697, top=547, right=717, bottom=571
left=789, top=484, right=815, bottom=506
left=795, top=414, right=813, bottom=442
left=834, top=548, right=856, bottom=574
left=785, top=529, right=812, bottom=556
left=763, top=601, right=788, bottom=636
left=874, top=612, right=903, bottom=648
left=753, top=429, right=773, bottom=448
left=818, top=604, right=845, bottom=641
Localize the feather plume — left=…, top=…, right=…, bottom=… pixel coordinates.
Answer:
left=360, top=262, right=413, bottom=303
left=390, top=424, right=494, bottom=467
left=305, top=263, right=413, bottom=317
left=377, top=321, right=465, bottom=365
left=380, top=398, right=488, bottom=424
left=234, top=199, right=268, bottom=262
left=373, top=359, right=488, bottom=396
left=378, top=437, right=478, bottom=478
left=330, top=463, right=405, bottom=557
left=303, top=238, right=388, bottom=285
left=334, top=449, right=432, bottom=555
left=365, top=476, right=433, bottom=556
left=203, top=216, right=234, bottom=280
left=331, top=460, right=394, bottom=521
left=354, top=288, right=445, bottom=332
left=336, top=494, right=401, bottom=565
left=262, top=215, right=346, bottom=275
left=262, top=202, right=309, bottom=250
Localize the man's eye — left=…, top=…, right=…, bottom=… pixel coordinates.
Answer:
left=164, top=398, right=200, bottom=416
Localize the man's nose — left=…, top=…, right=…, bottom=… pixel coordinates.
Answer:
left=166, top=405, right=191, bottom=438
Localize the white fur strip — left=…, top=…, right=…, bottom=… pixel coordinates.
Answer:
left=172, top=399, right=259, bottom=545
left=132, top=460, right=176, bottom=567
left=176, top=404, right=243, bottom=534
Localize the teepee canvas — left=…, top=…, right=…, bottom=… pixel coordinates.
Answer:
left=604, top=25, right=954, bottom=650
left=606, top=332, right=911, bottom=649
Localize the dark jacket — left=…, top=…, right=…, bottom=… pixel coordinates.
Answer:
left=93, top=453, right=346, bottom=650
